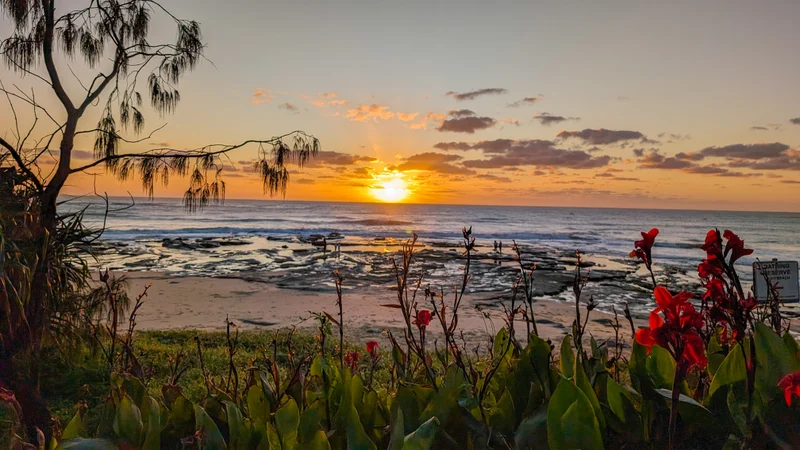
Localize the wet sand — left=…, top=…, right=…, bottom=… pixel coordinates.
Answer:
left=120, top=270, right=642, bottom=348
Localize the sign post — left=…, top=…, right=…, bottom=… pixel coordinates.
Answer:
left=753, top=260, right=799, bottom=303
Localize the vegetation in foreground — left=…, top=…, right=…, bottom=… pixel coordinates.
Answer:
left=3, top=226, right=800, bottom=449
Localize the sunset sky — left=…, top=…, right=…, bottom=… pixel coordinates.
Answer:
left=2, top=0, right=800, bottom=211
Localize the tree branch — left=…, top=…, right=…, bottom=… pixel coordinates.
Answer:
left=0, top=136, right=44, bottom=191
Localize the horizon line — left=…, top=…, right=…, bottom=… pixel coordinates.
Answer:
left=58, top=195, right=800, bottom=215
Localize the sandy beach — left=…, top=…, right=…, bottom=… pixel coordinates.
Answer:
left=120, top=270, right=641, bottom=348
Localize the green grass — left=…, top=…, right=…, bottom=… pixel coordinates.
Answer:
left=40, top=328, right=390, bottom=427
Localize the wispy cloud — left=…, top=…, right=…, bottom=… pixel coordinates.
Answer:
left=394, top=152, right=475, bottom=175
left=345, top=104, right=395, bottom=122
left=252, top=88, right=273, bottom=104
left=503, top=118, right=521, bottom=126
left=436, top=139, right=611, bottom=169
left=507, top=96, right=542, bottom=107
left=278, top=102, right=298, bottom=112
left=396, top=112, right=419, bottom=122
left=533, top=113, right=579, bottom=126
left=445, top=88, right=508, bottom=101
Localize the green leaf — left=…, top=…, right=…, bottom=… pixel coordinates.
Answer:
left=298, top=403, right=324, bottom=445
left=754, top=322, right=799, bottom=403
left=488, top=389, right=516, bottom=436
left=493, top=328, right=513, bottom=363
left=528, top=334, right=553, bottom=398
left=388, top=408, right=405, bottom=450
left=305, top=430, right=332, bottom=450
left=194, top=404, right=227, bottom=450
left=61, top=409, right=87, bottom=440
left=514, top=406, right=548, bottom=450
left=403, top=416, right=440, bottom=450
left=55, top=438, right=117, bottom=449
left=112, top=394, right=142, bottom=446
left=140, top=396, right=161, bottom=450
left=347, top=405, right=377, bottom=450
left=547, top=377, right=604, bottom=450
left=575, top=358, right=606, bottom=431
left=646, top=345, right=676, bottom=389
left=267, top=423, right=281, bottom=450
left=275, top=398, right=300, bottom=450
left=225, top=401, right=250, bottom=450
left=708, top=343, right=746, bottom=400
left=560, top=335, right=575, bottom=378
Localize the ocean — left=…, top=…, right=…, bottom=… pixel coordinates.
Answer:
left=60, top=197, right=800, bottom=315
left=69, top=197, right=799, bottom=270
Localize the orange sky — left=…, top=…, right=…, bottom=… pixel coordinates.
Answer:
left=3, top=1, right=800, bottom=212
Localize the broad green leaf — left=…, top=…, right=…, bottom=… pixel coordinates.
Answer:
left=514, top=406, right=548, bottom=450
left=225, top=401, right=250, bottom=450
left=347, top=405, right=377, bottom=450
left=305, top=430, right=332, bottom=450
left=112, top=394, right=142, bottom=446
left=298, top=403, right=324, bottom=445
left=754, top=322, right=798, bottom=402
left=493, top=328, right=513, bottom=364
left=61, top=409, right=86, bottom=440
left=56, top=439, right=117, bottom=449
left=560, top=335, right=575, bottom=378
left=784, top=332, right=800, bottom=358
left=708, top=343, right=746, bottom=400
left=276, top=398, right=300, bottom=450
left=267, top=423, right=281, bottom=450
left=489, top=389, right=515, bottom=436
left=194, top=405, right=227, bottom=450
left=140, top=396, right=161, bottom=450
left=403, top=416, right=439, bottom=450
left=388, top=408, right=405, bottom=450
left=528, top=333, right=553, bottom=398
left=575, top=358, right=606, bottom=431
left=547, top=377, right=604, bottom=450
left=646, top=345, right=676, bottom=389
left=167, top=396, right=195, bottom=442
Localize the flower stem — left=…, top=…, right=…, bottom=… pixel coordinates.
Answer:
left=668, top=366, right=685, bottom=450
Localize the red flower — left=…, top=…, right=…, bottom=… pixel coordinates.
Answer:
left=630, top=228, right=659, bottom=268
left=702, top=229, right=723, bottom=258
left=344, top=351, right=360, bottom=370
left=634, top=287, right=707, bottom=371
left=366, top=341, right=379, bottom=358
left=778, top=372, right=800, bottom=406
left=414, top=310, right=432, bottom=328
left=739, top=295, right=758, bottom=313
left=722, top=230, right=753, bottom=263
left=698, top=256, right=724, bottom=279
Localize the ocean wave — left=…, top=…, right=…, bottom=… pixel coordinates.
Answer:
left=347, top=219, right=414, bottom=226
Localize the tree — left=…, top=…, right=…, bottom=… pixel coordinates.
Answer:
left=0, top=0, right=319, bottom=438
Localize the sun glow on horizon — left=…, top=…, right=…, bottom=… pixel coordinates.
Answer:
left=369, top=173, right=411, bottom=202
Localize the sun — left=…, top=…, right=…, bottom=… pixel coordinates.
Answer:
left=370, top=174, right=410, bottom=203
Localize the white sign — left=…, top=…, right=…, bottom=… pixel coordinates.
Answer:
left=753, top=260, right=799, bottom=302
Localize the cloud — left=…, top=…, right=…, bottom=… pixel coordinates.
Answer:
left=657, top=133, right=691, bottom=142
left=278, top=102, right=298, bottom=112
left=149, top=141, right=173, bottom=147
left=447, top=139, right=611, bottom=169
left=503, top=118, right=521, bottom=126
left=437, top=110, right=496, bottom=134
left=395, top=152, right=475, bottom=175
left=345, top=104, right=395, bottom=122
left=252, top=88, right=273, bottom=104
left=445, top=88, right=508, bottom=101
left=305, top=151, right=377, bottom=166
left=295, top=178, right=316, bottom=184
left=410, top=112, right=447, bottom=130
left=750, top=126, right=769, bottom=131
left=507, top=97, right=542, bottom=107
left=698, top=142, right=789, bottom=160
left=781, top=180, right=800, bottom=184
left=557, top=128, right=646, bottom=145
left=328, top=99, right=348, bottom=105
left=476, top=173, right=512, bottom=183
left=72, top=149, right=94, bottom=160
left=396, top=112, right=419, bottom=122
left=319, top=92, right=338, bottom=98
left=311, top=100, right=326, bottom=107
left=434, top=142, right=473, bottom=151
left=790, top=118, right=800, bottom=125
left=533, top=113, right=579, bottom=126
left=674, top=152, right=704, bottom=161
left=594, top=172, right=615, bottom=178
